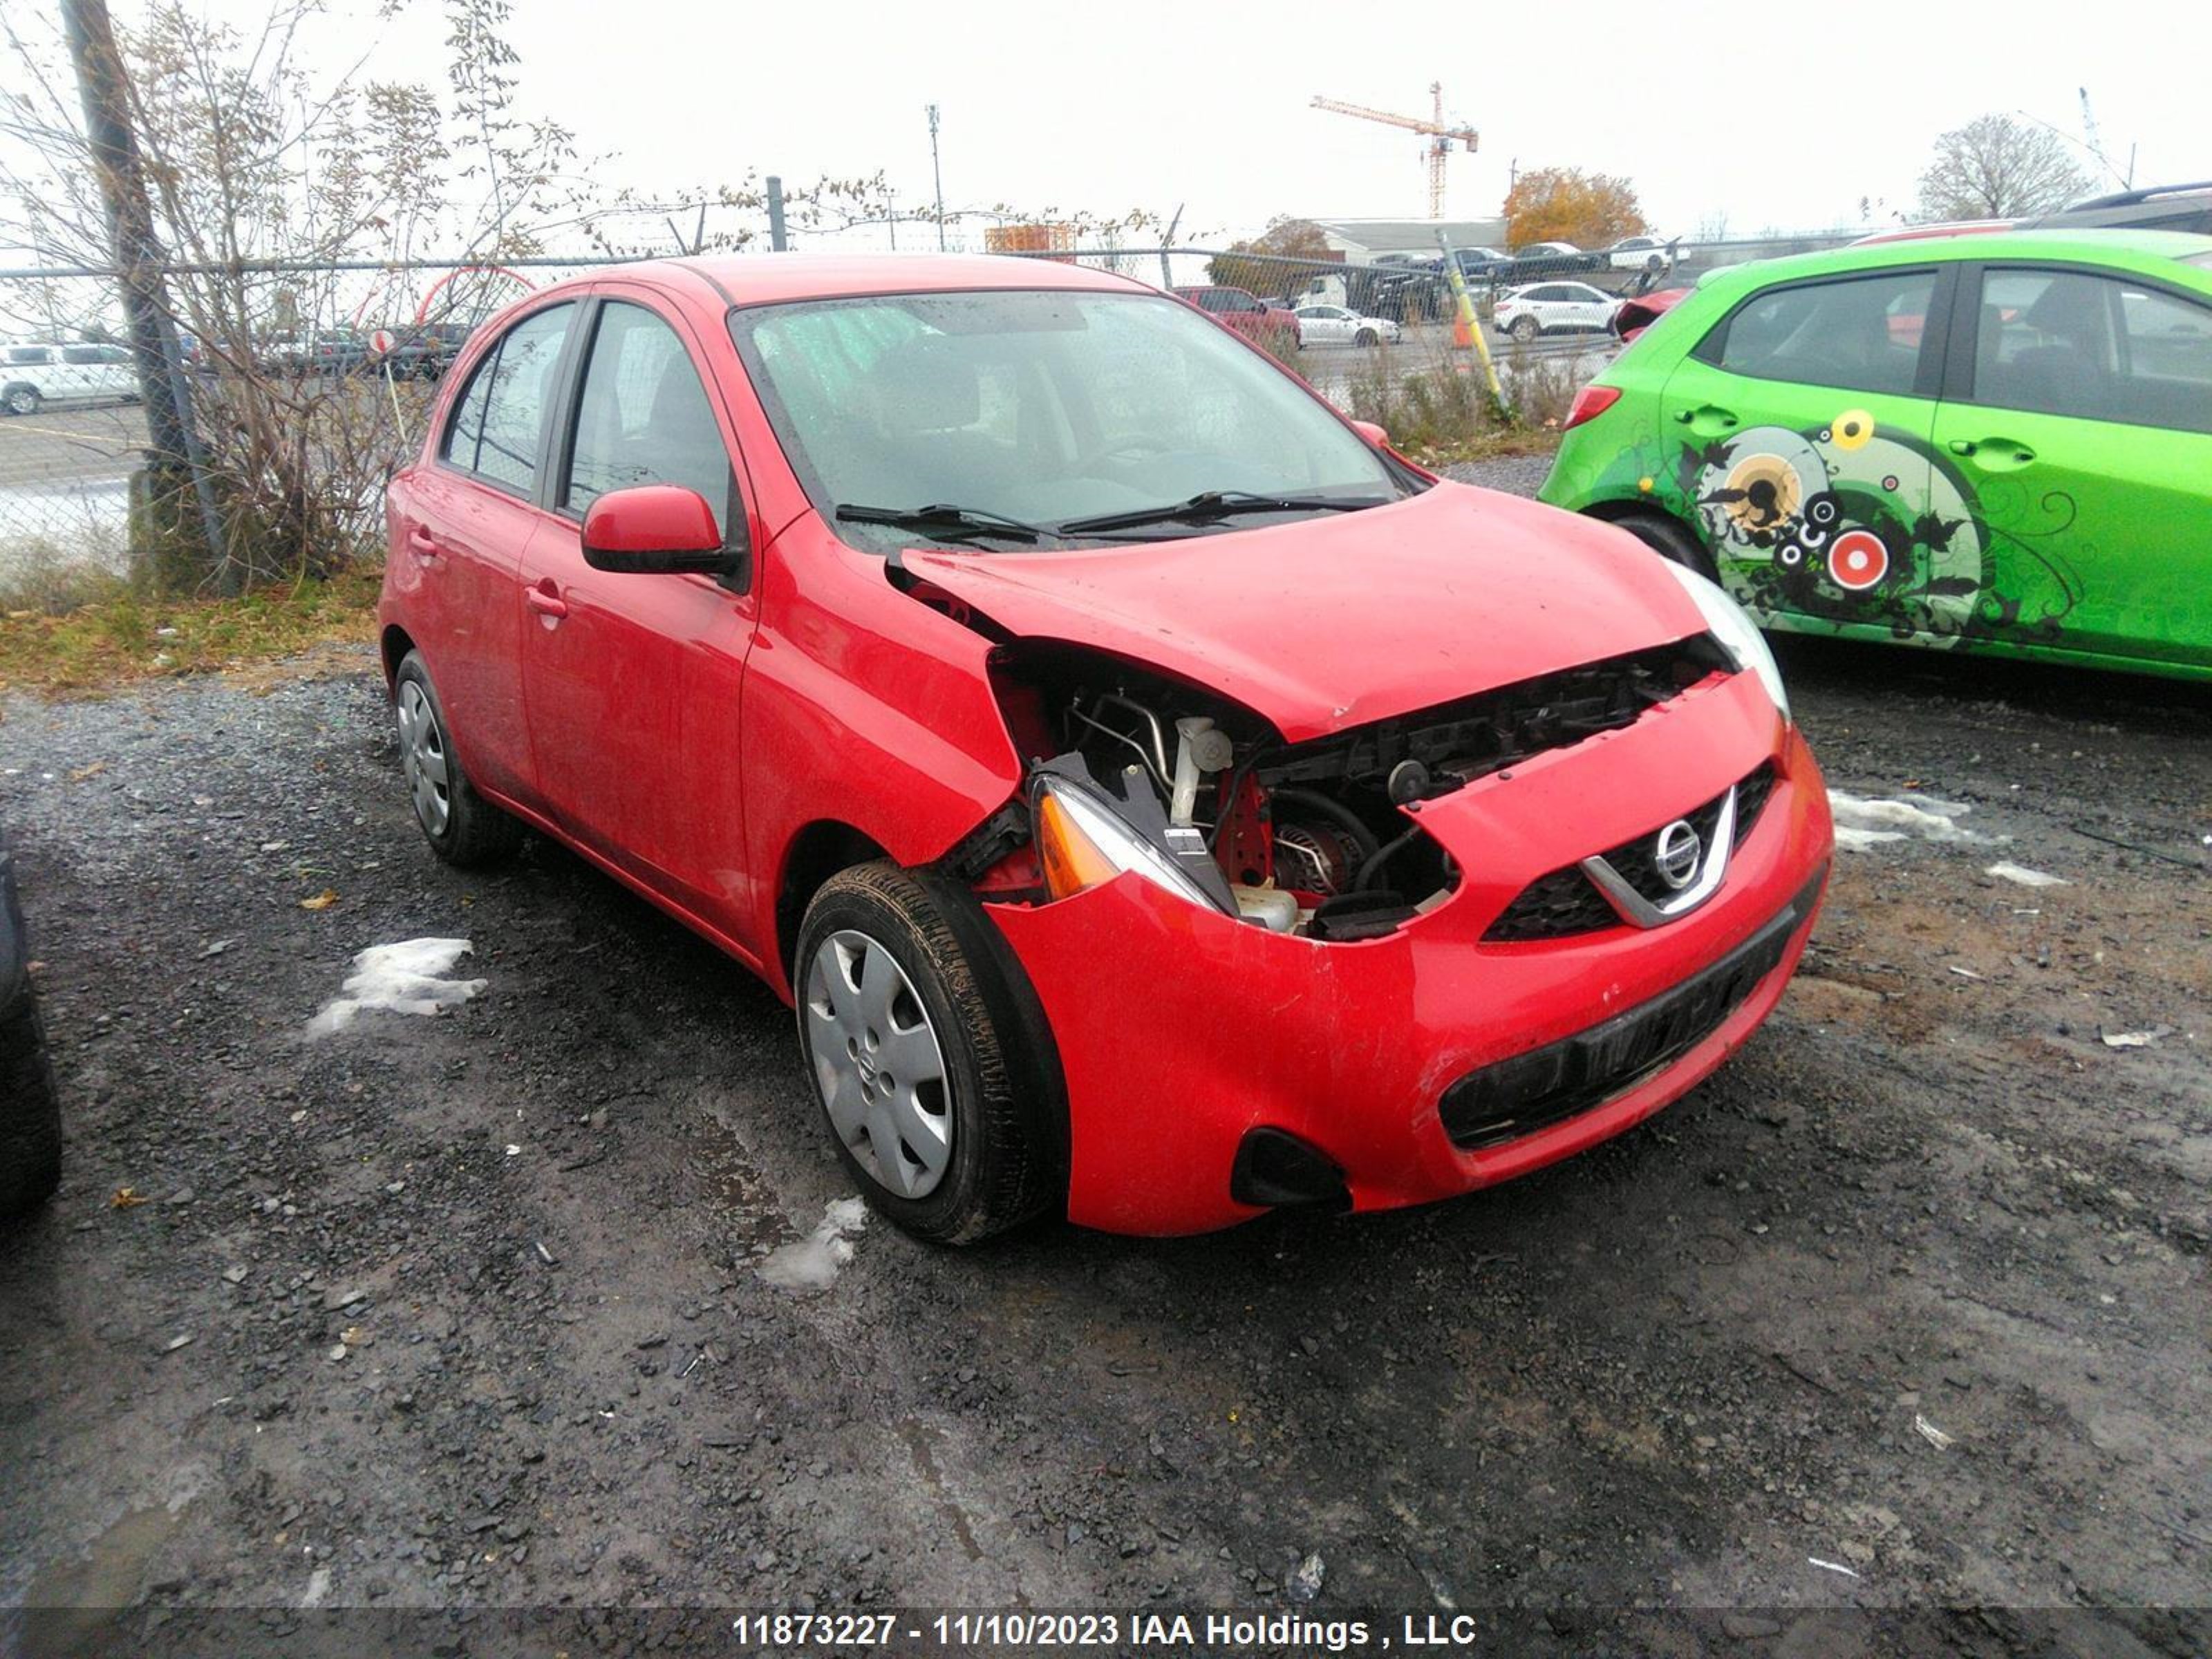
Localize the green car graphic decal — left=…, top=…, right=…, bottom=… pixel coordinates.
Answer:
left=1683, top=414, right=2079, bottom=646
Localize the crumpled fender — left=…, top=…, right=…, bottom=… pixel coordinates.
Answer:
left=740, top=527, right=1027, bottom=993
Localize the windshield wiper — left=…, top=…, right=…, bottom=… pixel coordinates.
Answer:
left=1056, top=491, right=1389, bottom=536
left=834, top=502, right=1049, bottom=545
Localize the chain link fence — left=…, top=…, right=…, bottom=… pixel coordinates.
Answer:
left=0, top=230, right=1858, bottom=602
left=0, top=255, right=656, bottom=599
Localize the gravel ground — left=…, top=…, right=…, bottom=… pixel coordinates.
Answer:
left=1441, top=454, right=1558, bottom=497
left=2, top=463, right=2208, bottom=1656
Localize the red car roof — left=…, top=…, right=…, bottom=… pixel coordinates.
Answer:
left=664, top=252, right=1145, bottom=306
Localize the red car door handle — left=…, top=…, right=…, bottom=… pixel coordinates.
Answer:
left=406, top=527, right=440, bottom=561
left=525, top=585, right=568, bottom=619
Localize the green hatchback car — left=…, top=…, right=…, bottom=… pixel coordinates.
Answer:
left=1540, top=231, right=2212, bottom=679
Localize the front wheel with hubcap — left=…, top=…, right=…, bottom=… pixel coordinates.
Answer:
left=2, top=386, right=39, bottom=417
left=795, top=861, right=1062, bottom=1244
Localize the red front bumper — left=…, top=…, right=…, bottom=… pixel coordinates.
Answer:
left=985, top=671, right=1833, bottom=1236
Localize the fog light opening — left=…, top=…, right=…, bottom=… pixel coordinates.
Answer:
left=1230, top=1127, right=1351, bottom=1213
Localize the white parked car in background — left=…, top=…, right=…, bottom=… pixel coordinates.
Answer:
left=1492, top=282, right=1616, bottom=341
left=1602, top=234, right=1681, bottom=273
left=1, top=341, right=138, bottom=415
left=1290, top=303, right=1403, bottom=346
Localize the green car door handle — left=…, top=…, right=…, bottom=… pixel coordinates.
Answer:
left=1951, top=437, right=2036, bottom=469
left=1674, top=406, right=1738, bottom=433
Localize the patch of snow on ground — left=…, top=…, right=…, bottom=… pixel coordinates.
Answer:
left=308, top=938, right=485, bottom=1036
left=758, top=1197, right=870, bottom=1292
left=1828, top=789, right=1986, bottom=850
left=1985, top=861, right=2068, bottom=888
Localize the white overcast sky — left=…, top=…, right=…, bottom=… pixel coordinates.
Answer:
left=126, top=0, right=2212, bottom=246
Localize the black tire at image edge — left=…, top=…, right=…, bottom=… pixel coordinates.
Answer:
left=0, top=993, right=62, bottom=1219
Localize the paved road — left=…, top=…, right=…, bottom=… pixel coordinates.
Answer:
left=0, top=404, right=144, bottom=574
left=0, top=402, right=147, bottom=493
left=1, top=462, right=2205, bottom=1655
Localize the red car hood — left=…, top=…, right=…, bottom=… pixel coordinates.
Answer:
left=901, top=483, right=1709, bottom=742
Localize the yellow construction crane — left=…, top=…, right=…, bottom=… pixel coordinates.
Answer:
left=1311, top=84, right=1479, bottom=220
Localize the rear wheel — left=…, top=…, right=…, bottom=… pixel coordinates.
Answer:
left=1510, top=315, right=1541, bottom=342
left=2, top=385, right=39, bottom=417
left=393, top=651, right=522, bottom=867
left=795, top=861, right=1062, bottom=1245
left=1614, top=512, right=1718, bottom=581
left=0, top=989, right=61, bottom=1219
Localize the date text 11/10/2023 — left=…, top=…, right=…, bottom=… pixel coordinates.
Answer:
left=924, top=1613, right=1378, bottom=1650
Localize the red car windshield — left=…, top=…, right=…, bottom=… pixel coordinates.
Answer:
left=728, top=289, right=1407, bottom=548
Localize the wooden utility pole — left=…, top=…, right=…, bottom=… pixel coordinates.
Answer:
left=62, top=0, right=225, bottom=572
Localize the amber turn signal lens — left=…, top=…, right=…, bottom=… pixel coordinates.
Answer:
left=1034, top=789, right=1122, bottom=901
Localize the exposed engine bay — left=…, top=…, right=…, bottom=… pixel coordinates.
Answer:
left=984, top=638, right=1732, bottom=940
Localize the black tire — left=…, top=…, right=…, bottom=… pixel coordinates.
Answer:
left=2, top=384, right=39, bottom=418
left=393, top=650, right=523, bottom=868
left=0, top=990, right=62, bottom=1220
left=1354, top=328, right=1380, bottom=348
left=794, top=861, right=1064, bottom=1245
left=1614, top=512, right=1719, bottom=581
left=1510, top=315, right=1541, bottom=342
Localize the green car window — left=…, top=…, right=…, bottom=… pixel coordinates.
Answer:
left=1707, top=269, right=1936, bottom=398
left=1973, top=268, right=2212, bottom=435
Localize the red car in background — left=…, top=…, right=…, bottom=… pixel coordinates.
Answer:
left=378, top=254, right=1832, bottom=1241
left=1612, top=287, right=1690, bottom=343
left=1172, top=284, right=1303, bottom=348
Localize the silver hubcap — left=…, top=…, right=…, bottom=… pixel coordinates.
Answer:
left=803, top=929, right=952, bottom=1200
left=395, top=680, right=451, bottom=837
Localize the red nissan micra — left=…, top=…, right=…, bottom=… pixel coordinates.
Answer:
left=379, top=254, right=1833, bottom=1242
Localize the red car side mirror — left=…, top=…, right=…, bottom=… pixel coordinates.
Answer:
left=579, top=485, right=730, bottom=575
left=1349, top=420, right=1391, bottom=449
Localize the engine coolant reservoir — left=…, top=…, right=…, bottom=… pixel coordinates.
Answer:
left=1232, top=884, right=1300, bottom=935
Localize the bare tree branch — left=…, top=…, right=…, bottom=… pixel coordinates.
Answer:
left=1917, top=113, right=2092, bottom=221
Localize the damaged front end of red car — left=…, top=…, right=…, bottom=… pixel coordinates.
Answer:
left=906, top=552, right=1834, bottom=1235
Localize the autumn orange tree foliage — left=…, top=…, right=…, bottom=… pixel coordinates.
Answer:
left=1503, top=169, right=1646, bottom=250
